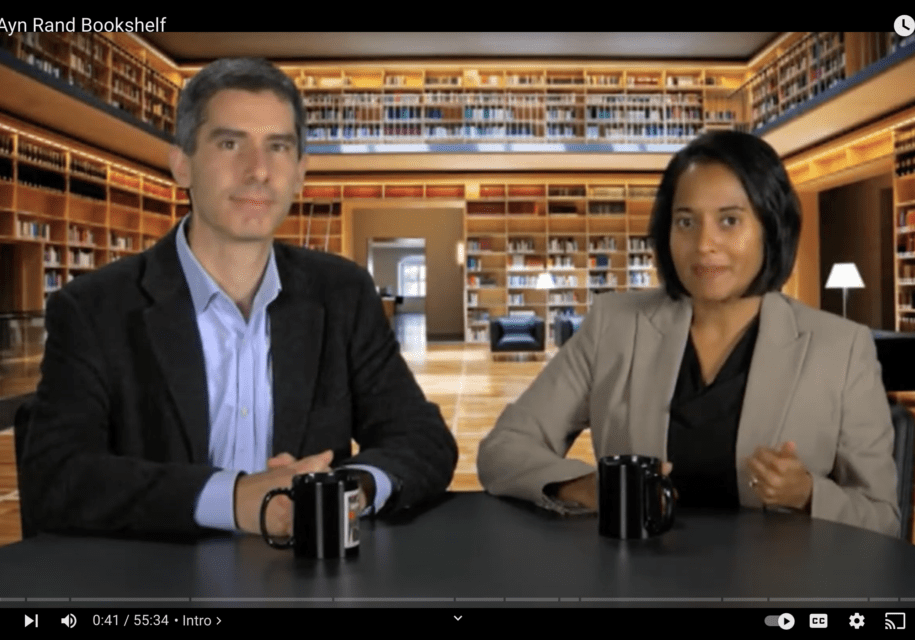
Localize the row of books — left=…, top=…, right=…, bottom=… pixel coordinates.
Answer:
left=319, top=105, right=721, bottom=123
left=549, top=293, right=580, bottom=304
left=18, top=141, right=66, bottom=169
left=304, top=122, right=711, bottom=141
left=71, top=158, right=107, bottom=181
left=68, top=225, right=96, bottom=245
left=548, top=238, right=579, bottom=252
left=589, top=237, right=619, bottom=251
left=507, top=239, right=536, bottom=252
left=69, top=249, right=95, bottom=267
left=467, top=275, right=498, bottom=287
left=548, top=255, right=576, bottom=269
left=111, top=234, right=135, bottom=250
left=469, top=237, right=627, bottom=254
left=552, top=275, right=580, bottom=287
left=507, top=275, right=540, bottom=287
left=630, top=272, right=653, bottom=287
left=508, top=256, right=545, bottom=269
left=589, top=274, right=618, bottom=287
left=302, top=73, right=733, bottom=91
left=585, top=124, right=702, bottom=138
left=17, top=220, right=50, bottom=239
left=896, top=128, right=915, bottom=154
left=45, top=271, right=72, bottom=290
left=43, top=246, right=63, bottom=265
left=895, top=153, right=915, bottom=178
left=467, top=239, right=495, bottom=252
left=466, top=257, right=485, bottom=271
left=303, top=91, right=715, bottom=108
left=589, top=203, right=626, bottom=214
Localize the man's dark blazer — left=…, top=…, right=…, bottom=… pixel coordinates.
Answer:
left=20, top=224, right=457, bottom=536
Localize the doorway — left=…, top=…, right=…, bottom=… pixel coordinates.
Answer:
left=367, top=237, right=426, bottom=350
left=350, top=205, right=464, bottom=343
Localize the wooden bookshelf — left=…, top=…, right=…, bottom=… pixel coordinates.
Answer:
left=895, top=122, right=915, bottom=332
left=0, top=114, right=349, bottom=315
left=293, top=64, right=746, bottom=148
left=0, top=32, right=180, bottom=135
left=464, top=179, right=659, bottom=344
left=0, top=32, right=911, bottom=158
left=746, top=33, right=847, bottom=130
left=0, top=118, right=178, bottom=312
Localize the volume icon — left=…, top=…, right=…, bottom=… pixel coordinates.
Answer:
left=61, top=614, right=76, bottom=628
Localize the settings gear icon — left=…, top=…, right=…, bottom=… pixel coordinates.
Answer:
left=849, top=613, right=865, bottom=629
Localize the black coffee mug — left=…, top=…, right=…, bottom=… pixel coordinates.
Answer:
left=598, top=455, right=675, bottom=539
left=260, top=470, right=360, bottom=558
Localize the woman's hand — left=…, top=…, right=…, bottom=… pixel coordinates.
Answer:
left=554, top=462, right=674, bottom=509
left=746, top=442, right=813, bottom=512
left=555, top=472, right=598, bottom=509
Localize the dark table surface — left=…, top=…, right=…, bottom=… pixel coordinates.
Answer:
left=1, top=492, right=914, bottom=607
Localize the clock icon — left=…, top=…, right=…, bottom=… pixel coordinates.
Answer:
left=896, top=15, right=915, bottom=37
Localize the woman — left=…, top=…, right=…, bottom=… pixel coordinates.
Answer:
left=477, top=130, right=899, bottom=536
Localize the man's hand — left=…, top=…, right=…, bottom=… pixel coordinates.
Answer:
left=352, top=470, right=376, bottom=513
left=746, top=442, right=813, bottom=512
left=234, top=450, right=333, bottom=536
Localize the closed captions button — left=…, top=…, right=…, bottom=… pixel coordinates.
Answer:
left=810, top=614, right=828, bottom=628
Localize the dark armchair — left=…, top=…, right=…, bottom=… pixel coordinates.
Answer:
left=871, top=331, right=915, bottom=540
left=490, top=316, right=545, bottom=356
left=13, top=396, right=36, bottom=538
left=892, top=401, right=915, bottom=541
left=554, top=315, right=584, bottom=347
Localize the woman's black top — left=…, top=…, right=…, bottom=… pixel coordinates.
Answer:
left=666, top=315, right=761, bottom=509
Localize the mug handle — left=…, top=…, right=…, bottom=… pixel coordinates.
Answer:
left=645, top=473, right=676, bottom=535
left=260, top=487, right=294, bottom=549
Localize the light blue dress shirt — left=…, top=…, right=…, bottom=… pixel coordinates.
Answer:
left=174, top=215, right=391, bottom=531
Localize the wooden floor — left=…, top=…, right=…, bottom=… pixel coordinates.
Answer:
left=0, top=314, right=593, bottom=547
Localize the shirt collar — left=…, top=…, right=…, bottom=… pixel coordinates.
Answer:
left=175, top=214, right=282, bottom=317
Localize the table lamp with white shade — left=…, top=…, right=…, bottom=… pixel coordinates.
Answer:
left=536, top=272, right=554, bottom=289
left=824, top=262, right=865, bottom=319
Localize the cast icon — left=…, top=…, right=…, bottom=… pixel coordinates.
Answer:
left=885, top=612, right=905, bottom=630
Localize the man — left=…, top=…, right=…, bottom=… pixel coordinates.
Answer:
left=20, top=58, right=457, bottom=538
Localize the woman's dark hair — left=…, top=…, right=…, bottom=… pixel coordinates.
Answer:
left=175, top=58, right=305, bottom=157
left=648, top=130, right=801, bottom=300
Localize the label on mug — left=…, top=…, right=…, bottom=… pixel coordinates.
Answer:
left=344, top=488, right=360, bottom=549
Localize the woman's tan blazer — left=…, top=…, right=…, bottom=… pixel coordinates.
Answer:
left=477, top=289, right=900, bottom=537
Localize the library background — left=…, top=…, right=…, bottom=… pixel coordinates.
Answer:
left=0, top=32, right=914, bottom=544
